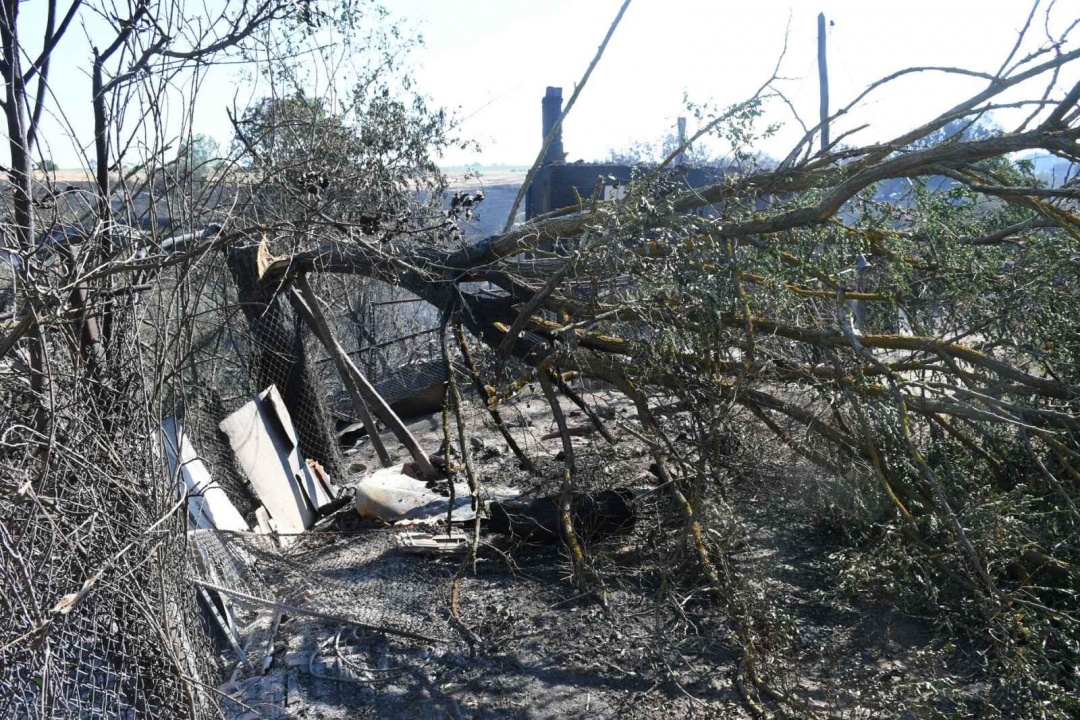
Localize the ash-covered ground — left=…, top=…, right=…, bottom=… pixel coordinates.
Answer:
left=213, top=386, right=978, bottom=719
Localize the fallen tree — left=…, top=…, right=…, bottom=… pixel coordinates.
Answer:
left=248, top=15, right=1080, bottom=712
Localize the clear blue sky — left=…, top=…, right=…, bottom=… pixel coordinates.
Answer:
left=11, top=0, right=1080, bottom=169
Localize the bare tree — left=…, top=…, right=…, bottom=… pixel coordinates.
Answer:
left=0, top=1, right=391, bottom=716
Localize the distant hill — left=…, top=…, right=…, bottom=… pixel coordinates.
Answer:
left=441, top=164, right=530, bottom=174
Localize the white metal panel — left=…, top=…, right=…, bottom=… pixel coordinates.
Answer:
left=160, top=416, right=249, bottom=532
left=218, top=385, right=332, bottom=534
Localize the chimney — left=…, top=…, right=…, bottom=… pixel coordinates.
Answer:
left=541, top=86, right=566, bottom=165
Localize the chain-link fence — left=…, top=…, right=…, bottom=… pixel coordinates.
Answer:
left=190, top=528, right=453, bottom=646
left=1, top=232, right=458, bottom=718
left=0, top=377, right=220, bottom=718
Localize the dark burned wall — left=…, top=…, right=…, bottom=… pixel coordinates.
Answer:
left=525, top=164, right=725, bottom=219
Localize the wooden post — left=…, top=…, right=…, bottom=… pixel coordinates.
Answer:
left=290, top=276, right=438, bottom=478
left=676, top=117, right=687, bottom=167
left=289, top=279, right=391, bottom=468
left=818, top=12, right=830, bottom=151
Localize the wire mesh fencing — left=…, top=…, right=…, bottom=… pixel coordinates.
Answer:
left=189, top=529, right=454, bottom=647
left=0, top=433, right=220, bottom=719
left=1, top=237, right=458, bottom=718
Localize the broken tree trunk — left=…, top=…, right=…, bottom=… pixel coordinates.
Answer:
left=290, top=274, right=438, bottom=478
left=226, top=244, right=343, bottom=478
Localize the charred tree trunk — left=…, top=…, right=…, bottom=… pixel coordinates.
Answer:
left=226, top=244, right=343, bottom=478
